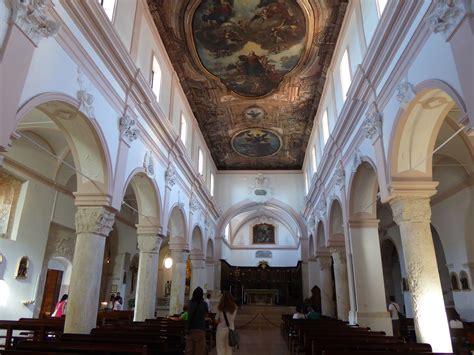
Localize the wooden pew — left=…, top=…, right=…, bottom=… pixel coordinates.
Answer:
left=0, top=320, right=64, bottom=350
left=311, top=341, right=433, bottom=355
left=12, top=340, right=148, bottom=354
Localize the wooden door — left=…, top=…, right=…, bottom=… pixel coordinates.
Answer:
left=39, top=269, right=63, bottom=317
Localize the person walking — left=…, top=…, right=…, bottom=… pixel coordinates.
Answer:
left=388, top=295, right=402, bottom=336
left=186, top=287, right=209, bottom=355
left=215, top=291, right=237, bottom=355
left=52, top=294, right=68, bottom=317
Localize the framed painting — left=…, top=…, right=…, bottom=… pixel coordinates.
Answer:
left=252, top=223, right=275, bottom=244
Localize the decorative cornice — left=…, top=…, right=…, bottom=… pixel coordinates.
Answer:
left=9, top=0, right=60, bottom=46
left=75, top=207, right=115, bottom=236
left=362, top=102, right=383, bottom=142
left=427, top=0, right=466, bottom=38
left=396, top=81, right=416, bottom=109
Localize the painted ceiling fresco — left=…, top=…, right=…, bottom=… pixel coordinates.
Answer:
left=148, top=0, right=347, bottom=169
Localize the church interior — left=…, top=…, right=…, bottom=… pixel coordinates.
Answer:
left=0, top=0, right=473, bottom=354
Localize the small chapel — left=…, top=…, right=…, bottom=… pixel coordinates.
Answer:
left=0, top=0, right=473, bottom=354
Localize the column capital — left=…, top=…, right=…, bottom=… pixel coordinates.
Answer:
left=137, top=234, right=163, bottom=254
left=169, top=237, right=189, bottom=252
left=170, top=249, right=189, bottom=264
left=330, top=247, right=347, bottom=265
left=348, top=218, right=379, bottom=228
left=75, top=207, right=115, bottom=237
left=390, top=196, right=432, bottom=225
left=136, top=224, right=162, bottom=236
left=189, top=250, right=205, bottom=261
left=317, top=255, right=332, bottom=271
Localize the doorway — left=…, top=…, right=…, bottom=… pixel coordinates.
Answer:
left=39, top=269, right=63, bottom=317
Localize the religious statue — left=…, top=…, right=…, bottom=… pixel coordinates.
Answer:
left=165, top=280, right=171, bottom=297
left=16, top=256, right=29, bottom=279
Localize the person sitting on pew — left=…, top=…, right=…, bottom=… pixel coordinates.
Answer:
left=293, top=305, right=305, bottom=319
left=446, top=307, right=464, bottom=329
left=388, top=296, right=402, bottom=336
left=113, top=292, right=123, bottom=311
left=169, top=304, right=189, bottom=321
left=305, top=306, right=321, bottom=320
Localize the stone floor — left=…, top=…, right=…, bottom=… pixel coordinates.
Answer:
left=209, top=305, right=291, bottom=355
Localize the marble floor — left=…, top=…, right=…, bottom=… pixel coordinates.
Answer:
left=210, top=307, right=291, bottom=355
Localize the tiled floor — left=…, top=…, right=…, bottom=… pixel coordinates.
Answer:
left=210, top=309, right=290, bottom=355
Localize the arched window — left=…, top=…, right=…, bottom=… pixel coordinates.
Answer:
left=339, top=49, right=352, bottom=99
left=459, top=271, right=471, bottom=290
left=98, top=0, right=116, bottom=20
left=210, top=173, right=215, bottom=197
left=151, top=56, right=162, bottom=101
left=198, top=148, right=204, bottom=175
left=451, top=272, right=460, bottom=291
left=311, top=146, right=317, bottom=174
left=322, top=110, right=330, bottom=144
left=180, top=114, right=187, bottom=146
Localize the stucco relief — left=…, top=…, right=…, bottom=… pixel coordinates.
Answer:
left=75, top=207, right=115, bottom=237
left=143, top=151, right=155, bottom=178
left=316, top=198, right=327, bottom=217
left=77, top=67, right=95, bottom=119
left=427, top=0, right=466, bottom=36
left=396, top=81, right=416, bottom=108
left=351, top=149, right=363, bottom=173
left=119, top=106, right=139, bottom=143
left=165, top=164, right=177, bottom=188
left=9, top=0, right=60, bottom=46
left=189, top=195, right=200, bottom=214
left=0, top=172, right=22, bottom=239
left=334, top=164, right=345, bottom=186
left=362, top=103, right=383, bottom=142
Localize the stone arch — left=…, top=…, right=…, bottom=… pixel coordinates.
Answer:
left=216, top=198, right=307, bottom=240
left=389, top=81, right=467, bottom=181
left=191, top=225, right=204, bottom=252
left=15, top=94, right=113, bottom=199
left=348, top=161, right=379, bottom=219
left=308, top=234, right=315, bottom=258
left=315, top=221, right=327, bottom=251
left=206, top=239, right=214, bottom=260
left=167, top=205, right=187, bottom=241
left=328, top=199, right=344, bottom=243
left=122, top=170, right=161, bottom=228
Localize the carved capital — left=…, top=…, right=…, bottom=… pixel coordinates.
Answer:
left=330, top=247, right=347, bottom=265
left=170, top=249, right=189, bottom=264
left=9, top=0, right=60, bottom=46
left=362, top=103, right=383, bottom=142
left=427, top=0, right=466, bottom=38
left=165, top=164, right=177, bottom=189
left=317, top=256, right=332, bottom=271
left=137, top=234, right=162, bottom=254
left=396, top=81, right=416, bottom=108
left=75, top=207, right=115, bottom=237
left=390, top=196, right=432, bottom=225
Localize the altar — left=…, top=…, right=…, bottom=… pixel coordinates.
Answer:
left=243, top=289, right=279, bottom=305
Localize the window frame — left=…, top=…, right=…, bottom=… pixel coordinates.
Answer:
left=339, top=48, right=352, bottom=100
left=150, top=54, right=162, bottom=102
left=210, top=173, right=215, bottom=197
left=179, top=113, right=187, bottom=146
left=198, top=148, right=204, bottom=176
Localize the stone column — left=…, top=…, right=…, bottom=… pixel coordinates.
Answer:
left=168, top=247, right=189, bottom=315
left=205, top=260, right=215, bottom=291
left=330, top=247, right=350, bottom=321
left=390, top=195, right=452, bottom=353
left=349, top=219, right=392, bottom=335
left=190, top=251, right=206, bottom=296
left=317, top=255, right=335, bottom=317
left=133, top=229, right=163, bottom=321
left=65, top=207, right=115, bottom=334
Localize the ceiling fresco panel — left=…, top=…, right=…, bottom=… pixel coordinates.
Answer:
left=147, top=0, right=348, bottom=170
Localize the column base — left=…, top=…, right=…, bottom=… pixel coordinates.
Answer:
left=348, top=310, right=357, bottom=325
left=356, top=311, right=393, bottom=336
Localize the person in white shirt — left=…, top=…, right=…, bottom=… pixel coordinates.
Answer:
left=292, top=305, right=305, bottom=319
left=388, top=296, right=401, bottom=336
left=205, top=293, right=212, bottom=313
left=215, top=291, right=237, bottom=355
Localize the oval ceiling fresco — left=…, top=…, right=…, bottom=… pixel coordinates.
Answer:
left=231, top=128, right=282, bottom=157
left=192, top=0, right=307, bottom=97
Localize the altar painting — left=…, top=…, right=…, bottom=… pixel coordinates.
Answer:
left=252, top=223, right=275, bottom=244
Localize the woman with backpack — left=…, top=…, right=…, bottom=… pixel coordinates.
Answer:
left=215, top=291, right=238, bottom=355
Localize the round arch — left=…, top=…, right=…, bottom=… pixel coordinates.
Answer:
left=191, top=225, right=204, bottom=252
left=15, top=93, right=113, bottom=198
left=388, top=81, right=467, bottom=181
left=122, top=170, right=161, bottom=228
left=167, top=205, right=187, bottom=241
left=348, top=161, right=379, bottom=219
